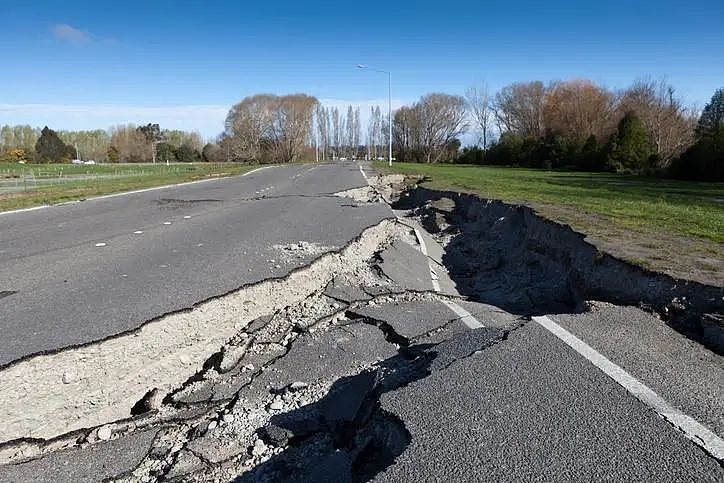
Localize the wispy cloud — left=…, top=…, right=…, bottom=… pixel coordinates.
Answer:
left=50, top=24, right=91, bottom=44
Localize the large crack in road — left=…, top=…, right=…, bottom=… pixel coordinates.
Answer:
left=0, top=163, right=722, bottom=482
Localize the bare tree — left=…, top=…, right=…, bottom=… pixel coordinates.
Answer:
left=109, top=124, right=150, bottom=162
left=224, top=94, right=277, bottom=162
left=393, top=93, right=467, bottom=163
left=418, top=93, right=467, bottom=163
left=332, top=108, right=342, bottom=159
left=465, top=82, right=492, bottom=149
left=268, top=94, right=319, bottom=163
left=353, top=107, right=361, bottom=158
left=619, top=78, right=696, bottom=166
left=543, top=79, right=617, bottom=142
left=493, top=81, right=547, bottom=137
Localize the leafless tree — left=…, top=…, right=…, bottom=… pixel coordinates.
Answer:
left=224, top=94, right=277, bottom=162
left=331, top=108, right=341, bottom=159
left=543, top=79, right=617, bottom=142
left=493, top=81, right=547, bottom=137
left=465, top=82, right=492, bottom=149
left=618, top=78, right=696, bottom=166
left=268, top=94, right=319, bottom=163
left=109, top=124, right=150, bottom=162
left=393, top=93, right=467, bottom=163
left=418, top=93, right=467, bottom=163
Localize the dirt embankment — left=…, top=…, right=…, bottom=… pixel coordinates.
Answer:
left=394, top=186, right=724, bottom=355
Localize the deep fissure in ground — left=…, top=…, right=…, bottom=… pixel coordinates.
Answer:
left=393, top=185, right=724, bottom=355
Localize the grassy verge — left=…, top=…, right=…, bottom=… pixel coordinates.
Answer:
left=376, top=162, right=724, bottom=284
left=0, top=162, right=260, bottom=212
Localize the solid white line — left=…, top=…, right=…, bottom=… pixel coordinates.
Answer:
left=0, top=165, right=273, bottom=217
left=441, top=299, right=485, bottom=329
left=533, top=315, right=724, bottom=461
left=358, top=162, right=483, bottom=328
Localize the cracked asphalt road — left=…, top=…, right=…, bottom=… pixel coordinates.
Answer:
left=0, top=161, right=722, bottom=482
left=0, top=163, right=388, bottom=365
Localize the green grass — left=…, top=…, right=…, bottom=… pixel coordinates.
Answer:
left=376, top=162, right=724, bottom=244
left=0, top=162, right=260, bottom=212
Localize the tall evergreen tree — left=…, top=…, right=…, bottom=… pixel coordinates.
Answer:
left=35, top=126, right=72, bottom=163
left=696, top=87, right=724, bottom=138
left=607, top=111, right=653, bottom=170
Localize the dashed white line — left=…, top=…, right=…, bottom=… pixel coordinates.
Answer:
left=94, top=242, right=107, bottom=247
left=533, top=315, right=724, bottom=462
left=0, top=165, right=274, bottom=217
left=163, top=222, right=172, bottom=225
left=133, top=230, right=143, bottom=234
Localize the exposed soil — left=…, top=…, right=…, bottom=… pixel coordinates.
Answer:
left=393, top=186, right=724, bottom=355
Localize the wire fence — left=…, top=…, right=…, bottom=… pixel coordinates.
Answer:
left=0, top=164, right=205, bottom=194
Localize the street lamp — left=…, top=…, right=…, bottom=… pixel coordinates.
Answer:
left=357, top=65, right=392, bottom=167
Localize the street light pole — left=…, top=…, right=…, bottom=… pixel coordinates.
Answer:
left=357, top=65, right=392, bottom=167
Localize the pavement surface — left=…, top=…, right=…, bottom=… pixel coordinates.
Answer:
left=0, top=163, right=389, bottom=365
left=0, top=161, right=721, bottom=482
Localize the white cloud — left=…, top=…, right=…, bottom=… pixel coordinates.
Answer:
left=0, top=104, right=228, bottom=140
left=50, top=24, right=91, bottom=44
left=0, top=98, right=416, bottom=141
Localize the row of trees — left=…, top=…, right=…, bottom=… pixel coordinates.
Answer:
left=465, top=78, right=698, bottom=172
left=0, top=124, right=205, bottom=164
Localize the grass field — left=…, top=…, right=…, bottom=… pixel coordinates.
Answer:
left=377, top=162, right=724, bottom=284
left=0, top=162, right=259, bottom=212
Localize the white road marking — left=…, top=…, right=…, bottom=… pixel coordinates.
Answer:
left=94, top=242, right=107, bottom=247
left=133, top=230, right=143, bottom=234
left=163, top=222, right=172, bottom=225
left=441, top=299, right=485, bottom=329
left=533, top=315, right=724, bottom=461
left=183, top=215, right=191, bottom=219
left=0, top=165, right=274, bottom=217
left=358, top=162, right=484, bottom=328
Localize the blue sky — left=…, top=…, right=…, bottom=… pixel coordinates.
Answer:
left=1, top=0, right=722, bottom=139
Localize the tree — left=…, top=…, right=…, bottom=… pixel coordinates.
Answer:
left=267, top=94, right=319, bottom=162
left=696, top=87, right=724, bottom=138
left=35, top=126, right=72, bottom=163
left=669, top=87, right=724, bottom=180
left=202, top=143, right=223, bottom=163
left=137, top=123, right=164, bottom=163
left=107, top=145, right=120, bottom=163
left=393, top=93, right=467, bottom=163
left=156, top=142, right=177, bottom=163
left=417, top=93, right=467, bottom=163
left=493, top=81, right=547, bottom=138
left=110, top=124, right=149, bottom=162
left=223, top=93, right=318, bottom=163
left=607, top=111, right=653, bottom=171
left=174, top=143, right=201, bottom=163
left=543, top=79, right=616, bottom=142
left=618, top=79, right=696, bottom=166
left=465, top=82, right=492, bottom=149
left=224, top=94, right=277, bottom=162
